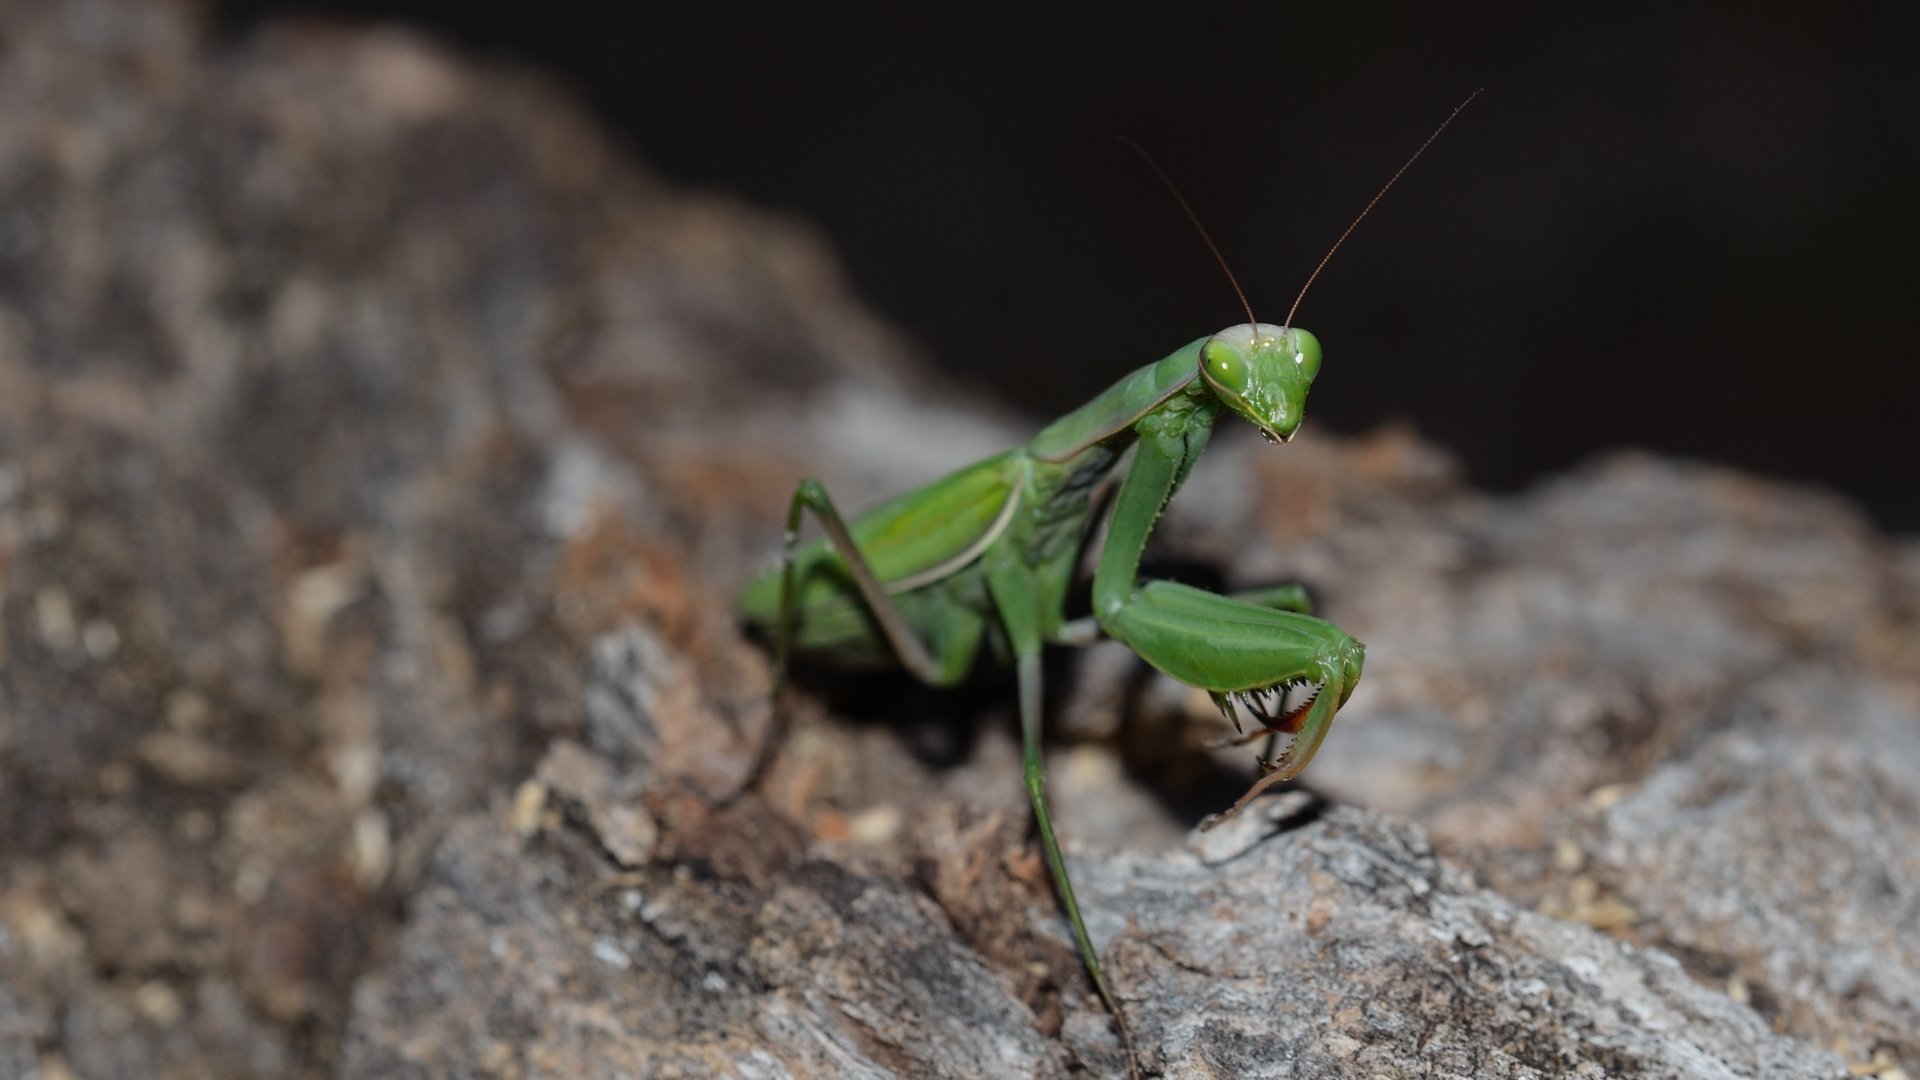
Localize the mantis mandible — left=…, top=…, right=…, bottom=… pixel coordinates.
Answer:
left=738, top=94, right=1477, bottom=1073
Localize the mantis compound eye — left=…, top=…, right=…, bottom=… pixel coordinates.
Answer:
left=1288, top=329, right=1324, bottom=381
left=1200, top=338, right=1251, bottom=396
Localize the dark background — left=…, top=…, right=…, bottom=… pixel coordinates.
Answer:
left=218, top=3, right=1920, bottom=530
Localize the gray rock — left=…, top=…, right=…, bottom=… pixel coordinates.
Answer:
left=1090, top=800, right=1843, bottom=1079
left=345, top=810, right=1072, bottom=1079
left=345, top=754, right=1842, bottom=1078
left=1589, top=675, right=1920, bottom=1063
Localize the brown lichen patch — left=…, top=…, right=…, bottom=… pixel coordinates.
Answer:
left=911, top=805, right=1076, bottom=1032
left=552, top=504, right=695, bottom=643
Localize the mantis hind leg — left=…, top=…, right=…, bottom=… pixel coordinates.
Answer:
left=754, top=479, right=984, bottom=785
left=776, top=479, right=966, bottom=691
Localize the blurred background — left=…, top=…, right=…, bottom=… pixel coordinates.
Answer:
left=217, top=2, right=1920, bottom=528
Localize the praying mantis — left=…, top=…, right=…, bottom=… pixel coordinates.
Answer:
left=737, top=95, right=1477, bottom=1074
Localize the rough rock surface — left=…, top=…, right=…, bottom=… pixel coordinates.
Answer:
left=1089, top=800, right=1838, bottom=1079
left=344, top=781, right=1843, bottom=1080
left=1, top=2, right=1913, bottom=1078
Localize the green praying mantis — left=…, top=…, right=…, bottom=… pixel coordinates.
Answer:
left=738, top=95, right=1477, bottom=1073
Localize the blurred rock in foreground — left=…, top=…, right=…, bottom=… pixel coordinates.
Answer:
left=1, top=2, right=1913, bottom=1077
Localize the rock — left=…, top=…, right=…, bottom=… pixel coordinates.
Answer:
left=345, top=768, right=1844, bottom=1078
left=0, top=0, right=1912, bottom=1077
left=534, top=739, right=660, bottom=868
left=1176, top=442, right=1920, bottom=1068
left=1090, top=799, right=1842, bottom=1079
left=1587, top=674, right=1920, bottom=1064
left=344, top=810, right=1073, bottom=1079
left=0, top=0, right=857, bottom=1072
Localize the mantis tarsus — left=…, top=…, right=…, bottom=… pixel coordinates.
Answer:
left=738, top=94, right=1477, bottom=1075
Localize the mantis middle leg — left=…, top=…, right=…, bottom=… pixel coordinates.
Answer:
left=985, top=553, right=1139, bottom=1077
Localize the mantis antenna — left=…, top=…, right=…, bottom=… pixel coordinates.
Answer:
left=1121, top=136, right=1259, bottom=335
left=1283, top=88, right=1484, bottom=331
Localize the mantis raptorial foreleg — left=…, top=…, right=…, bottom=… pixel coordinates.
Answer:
left=1198, top=670, right=1348, bottom=831
left=1051, top=581, right=1313, bottom=648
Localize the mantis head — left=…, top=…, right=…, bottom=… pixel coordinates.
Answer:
left=1198, top=322, right=1322, bottom=444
